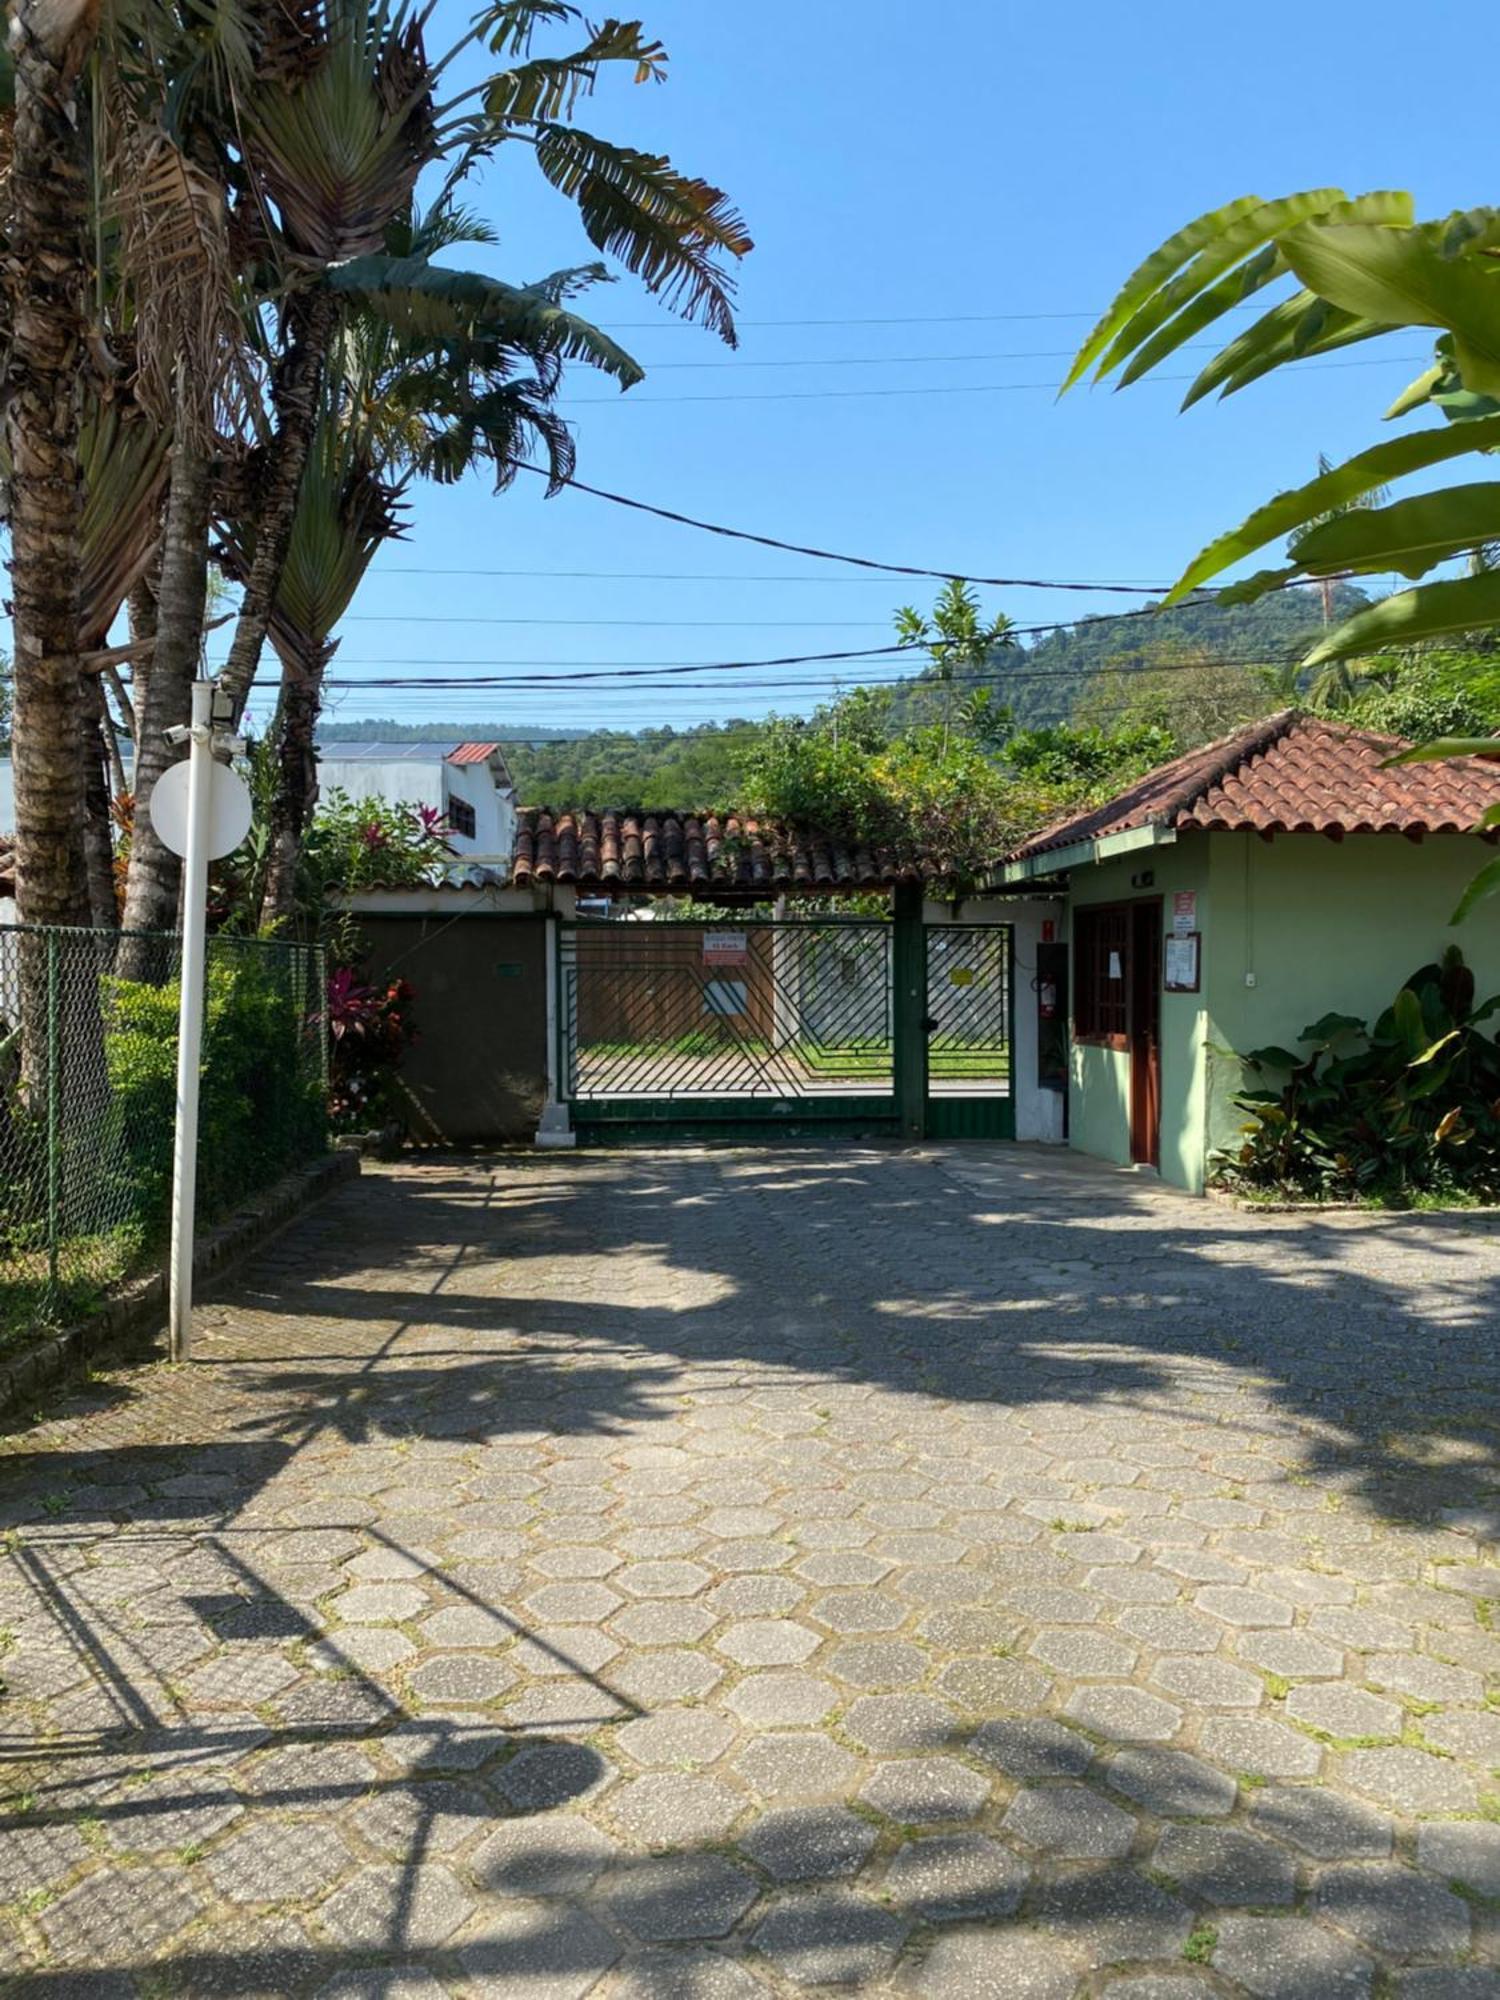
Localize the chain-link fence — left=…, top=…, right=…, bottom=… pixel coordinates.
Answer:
left=0, top=925, right=327, bottom=1351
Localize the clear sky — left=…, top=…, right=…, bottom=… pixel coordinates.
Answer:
left=224, top=0, right=1490, bottom=740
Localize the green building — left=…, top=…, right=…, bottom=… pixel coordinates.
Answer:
left=998, top=712, right=1500, bottom=1193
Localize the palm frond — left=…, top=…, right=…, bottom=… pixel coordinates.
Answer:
left=326, top=254, right=643, bottom=385
left=531, top=124, right=751, bottom=342
left=474, top=2, right=581, bottom=59
left=483, top=18, right=666, bottom=124
left=78, top=395, right=170, bottom=647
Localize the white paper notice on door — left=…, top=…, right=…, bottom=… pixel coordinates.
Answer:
left=1107, top=951, right=1123, bottom=981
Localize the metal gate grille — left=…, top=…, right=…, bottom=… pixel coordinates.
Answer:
left=926, top=925, right=1011, bottom=1097
left=560, top=921, right=893, bottom=1103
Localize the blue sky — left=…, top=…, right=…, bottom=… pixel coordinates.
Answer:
left=229, top=0, right=1490, bottom=739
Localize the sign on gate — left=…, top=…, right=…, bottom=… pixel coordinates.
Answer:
left=702, top=930, right=748, bottom=969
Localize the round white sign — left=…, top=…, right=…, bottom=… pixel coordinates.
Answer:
left=148, top=759, right=254, bottom=861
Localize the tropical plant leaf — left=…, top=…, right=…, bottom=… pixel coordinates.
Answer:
left=1184, top=296, right=1385, bottom=408
left=1062, top=194, right=1279, bottom=391
left=1386, top=361, right=1444, bottom=419
left=483, top=18, right=666, bottom=122
left=1301, top=570, right=1500, bottom=666
left=326, top=256, right=645, bottom=385
left=530, top=124, right=751, bottom=341
left=1288, top=481, right=1500, bottom=580
left=1282, top=221, right=1500, bottom=395
left=1453, top=854, right=1500, bottom=923
left=1164, top=414, right=1500, bottom=602
left=1383, top=736, right=1500, bottom=765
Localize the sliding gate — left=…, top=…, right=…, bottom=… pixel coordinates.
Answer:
left=558, top=917, right=1013, bottom=1142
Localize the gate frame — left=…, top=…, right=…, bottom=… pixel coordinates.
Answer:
left=555, top=895, right=1015, bottom=1144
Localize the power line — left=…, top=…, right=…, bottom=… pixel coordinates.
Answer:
left=365, top=566, right=1170, bottom=585
left=614, top=344, right=1231, bottom=371
left=561, top=353, right=1427, bottom=407
left=594, top=306, right=1269, bottom=330
left=338, top=615, right=900, bottom=628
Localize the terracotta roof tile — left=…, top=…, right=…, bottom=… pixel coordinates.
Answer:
left=444, top=742, right=500, bottom=765
left=1009, top=712, right=1500, bottom=862
left=511, top=808, right=922, bottom=894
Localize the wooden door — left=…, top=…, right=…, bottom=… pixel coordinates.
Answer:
left=1129, top=900, right=1162, bottom=1167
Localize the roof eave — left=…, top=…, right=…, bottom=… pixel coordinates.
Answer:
left=996, top=820, right=1180, bottom=886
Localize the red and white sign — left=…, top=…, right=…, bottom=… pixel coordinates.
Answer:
left=1172, top=891, right=1197, bottom=936
left=703, top=930, right=748, bottom=969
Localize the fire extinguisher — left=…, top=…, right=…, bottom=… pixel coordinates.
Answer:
left=1038, top=979, right=1058, bottom=1020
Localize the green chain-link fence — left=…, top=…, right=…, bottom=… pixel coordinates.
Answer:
left=0, top=925, right=327, bottom=1352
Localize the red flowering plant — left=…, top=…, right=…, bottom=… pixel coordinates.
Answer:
left=326, top=968, right=419, bottom=1130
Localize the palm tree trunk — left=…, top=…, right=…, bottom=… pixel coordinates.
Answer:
left=126, top=572, right=157, bottom=784
left=5, top=0, right=98, bottom=934
left=119, top=432, right=211, bottom=969
left=218, top=287, right=337, bottom=727
left=79, top=674, right=118, bottom=929
left=257, top=646, right=329, bottom=931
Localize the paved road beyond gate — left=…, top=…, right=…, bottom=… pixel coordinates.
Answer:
left=558, top=915, right=1014, bottom=1142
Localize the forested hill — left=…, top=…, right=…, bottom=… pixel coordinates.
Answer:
left=956, top=580, right=1374, bottom=727
left=316, top=582, right=1377, bottom=805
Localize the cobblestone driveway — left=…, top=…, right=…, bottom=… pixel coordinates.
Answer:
left=2, top=1146, right=1500, bottom=1997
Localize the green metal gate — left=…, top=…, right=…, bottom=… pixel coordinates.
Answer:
left=558, top=915, right=1013, bottom=1142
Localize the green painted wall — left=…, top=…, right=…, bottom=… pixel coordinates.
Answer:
left=1204, top=831, right=1500, bottom=1165
left=1066, top=841, right=1211, bottom=1192
left=1063, top=829, right=1500, bottom=1194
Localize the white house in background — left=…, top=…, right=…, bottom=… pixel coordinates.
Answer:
left=317, top=740, right=517, bottom=861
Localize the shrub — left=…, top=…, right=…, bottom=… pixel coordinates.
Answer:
left=326, top=968, right=417, bottom=1131
left=1213, top=947, right=1500, bottom=1203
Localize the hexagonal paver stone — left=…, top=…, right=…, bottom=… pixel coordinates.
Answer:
left=1369, top=1654, right=1484, bottom=1704
left=1213, top=1915, right=1373, bottom=2000
left=725, top=1670, right=837, bottom=1727
left=1311, top=1607, right=1416, bottom=1652
left=882, top=1832, right=1028, bottom=1920
left=1029, top=1627, right=1140, bottom=1677
left=314, top=1972, right=452, bottom=2000
left=455, top=1898, right=621, bottom=1998
left=334, top=1582, right=429, bottom=1624
left=1035, top=1866, right=1191, bottom=1966
left=241, top=1742, right=377, bottom=1809
left=1002, top=1783, right=1135, bottom=1859
left=420, top=1605, right=512, bottom=1648
left=609, top=1649, right=724, bottom=1705
left=1418, top=1821, right=1500, bottom=1898
left=1248, top=1786, right=1391, bottom=1860
left=616, top=1708, right=736, bottom=1770
left=38, top=1865, right=207, bottom=1969
left=717, top=1619, right=821, bottom=1667
left=606, top=1773, right=745, bottom=1846
left=910, top=1926, right=1082, bottom=2000
left=0, top=1819, right=90, bottom=1899
left=1237, top=1630, right=1345, bottom=1679
left=181, top=1648, right=301, bottom=1709
left=1312, top=1862, right=1471, bottom=1960
left=615, top=1561, right=713, bottom=1599
left=1152, top=1825, right=1296, bottom=1907
left=529, top=1544, right=621, bottom=1579
left=1196, top=1585, right=1293, bottom=1629
left=1340, top=1747, right=1479, bottom=1813
left=522, top=1581, right=625, bottom=1624
left=1082, top=1981, right=1211, bottom=2000
left=842, top=1694, right=958, bottom=1755
left=606, top=1946, right=772, bottom=2000
left=738, top=1805, right=878, bottom=1882
left=750, top=1891, right=909, bottom=1989
left=734, top=1733, right=862, bottom=1799
left=205, top=1820, right=354, bottom=1903
left=1398, top=1975, right=1500, bottom=2000
left=938, top=1655, right=1053, bottom=1710
left=858, top=1755, right=990, bottom=1825
left=1151, top=1655, right=1265, bottom=1708
left=312, top=1863, right=474, bottom=1949
left=1063, top=1685, right=1183, bottom=1743
left=971, top=1717, right=1095, bottom=1781
left=1117, top=1606, right=1224, bottom=1654
left=1284, top=1683, right=1402, bottom=1742
left=348, top=1782, right=495, bottom=1858
left=494, top=1739, right=613, bottom=1812
left=610, top=1599, right=717, bottom=1647
left=510, top=1626, right=622, bottom=1678
left=826, top=1639, right=926, bottom=1689
left=1107, top=1748, right=1236, bottom=1818
left=407, top=1653, right=516, bottom=1707
left=469, top=1814, right=622, bottom=1897
left=597, top=1853, right=760, bottom=1942
left=709, top=1576, right=806, bottom=1619
left=1197, top=1717, right=1323, bottom=1780
left=810, top=1590, right=906, bottom=1634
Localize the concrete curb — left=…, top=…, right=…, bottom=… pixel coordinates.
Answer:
left=0, top=1149, right=361, bottom=1419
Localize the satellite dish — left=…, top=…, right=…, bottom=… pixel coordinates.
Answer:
left=148, top=759, right=254, bottom=861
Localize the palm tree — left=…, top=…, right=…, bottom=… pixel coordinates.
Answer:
left=4, top=0, right=102, bottom=930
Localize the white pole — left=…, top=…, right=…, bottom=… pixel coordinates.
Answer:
left=168, top=679, right=213, bottom=1363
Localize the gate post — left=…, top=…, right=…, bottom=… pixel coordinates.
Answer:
left=892, top=882, right=927, bottom=1141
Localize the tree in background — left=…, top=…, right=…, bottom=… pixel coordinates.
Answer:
left=895, top=580, right=1016, bottom=751
left=1070, top=650, right=1268, bottom=748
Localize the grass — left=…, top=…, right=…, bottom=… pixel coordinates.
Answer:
left=1183, top=1923, right=1218, bottom=1964
left=577, top=1032, right=1008, bottom=1084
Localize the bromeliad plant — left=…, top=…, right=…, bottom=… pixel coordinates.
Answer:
left=1214, top=948, right=1500, bottom=1203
